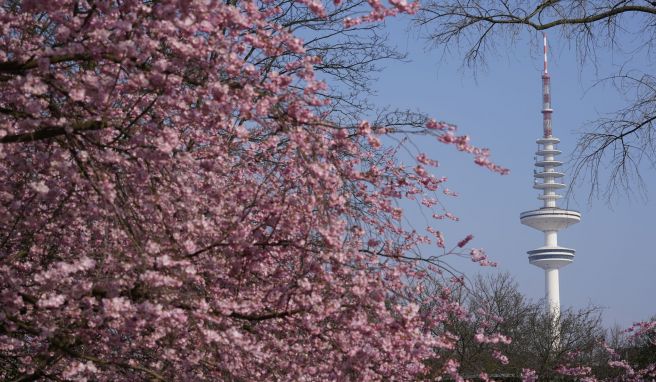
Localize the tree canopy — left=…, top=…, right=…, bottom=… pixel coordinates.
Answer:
left=0, top=0, right=509, bottom=380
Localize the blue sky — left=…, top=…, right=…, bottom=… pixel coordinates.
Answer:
left=371, top=17, right=656, bottom=328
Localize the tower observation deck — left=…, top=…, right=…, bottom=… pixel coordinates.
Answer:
left=520, top=35, right=581, bottom=321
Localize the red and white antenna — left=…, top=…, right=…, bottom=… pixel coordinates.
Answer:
left=541, top=33, right=552, bottom=137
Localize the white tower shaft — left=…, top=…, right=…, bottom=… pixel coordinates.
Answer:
left=545, top=268, right=560, bottom=318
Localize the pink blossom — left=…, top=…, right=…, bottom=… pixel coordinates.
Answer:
left=521, top=368, right=538, bottom=382
left=457, top=234, right=474, bottom=248
left=30, top=181, right=49, bottom=194
left=69, top=88, right=86, bottom=101
left=62, top=361, right=99, bottom=381
left=37, top=293, right=66, bottom=309
left=492, top=349, right=509, bottom=365
left=555, top=365, right=592, bottom=377
left=426, top=119, right=449, bottom=130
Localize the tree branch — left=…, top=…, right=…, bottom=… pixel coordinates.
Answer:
left=0, top=120, right=106, bottom=144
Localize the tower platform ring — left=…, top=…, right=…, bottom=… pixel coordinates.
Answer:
left=527, top=247, right=575, bottom=269
left=538, top=194, right=562, bottom=201
left=535, top=160, right=562, bottom=167
left=537, top=137, right=560, bottom=144
left=534, top=171, right=565, bottom=178
left=533, top=183, right=566, bottom=190
left=520, top=208, right=581, bottom=231
left=536, top=149, right=561, bottom=156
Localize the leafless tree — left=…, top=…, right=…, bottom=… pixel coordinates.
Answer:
left=414, top=0, right=656, bottom=201
left=423, top=272, right=605, bottom=379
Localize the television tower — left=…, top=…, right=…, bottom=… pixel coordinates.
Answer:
left=520, top=34, right=581, bottom=322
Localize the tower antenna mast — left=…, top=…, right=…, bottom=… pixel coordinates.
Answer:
left=542, top=33, right=552, bottom=138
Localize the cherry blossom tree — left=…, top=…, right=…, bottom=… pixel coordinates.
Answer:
left=0, top=0, right=509, bottom=380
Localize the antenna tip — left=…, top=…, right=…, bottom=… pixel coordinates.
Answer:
left=543, top=33, right=548, bottom=74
